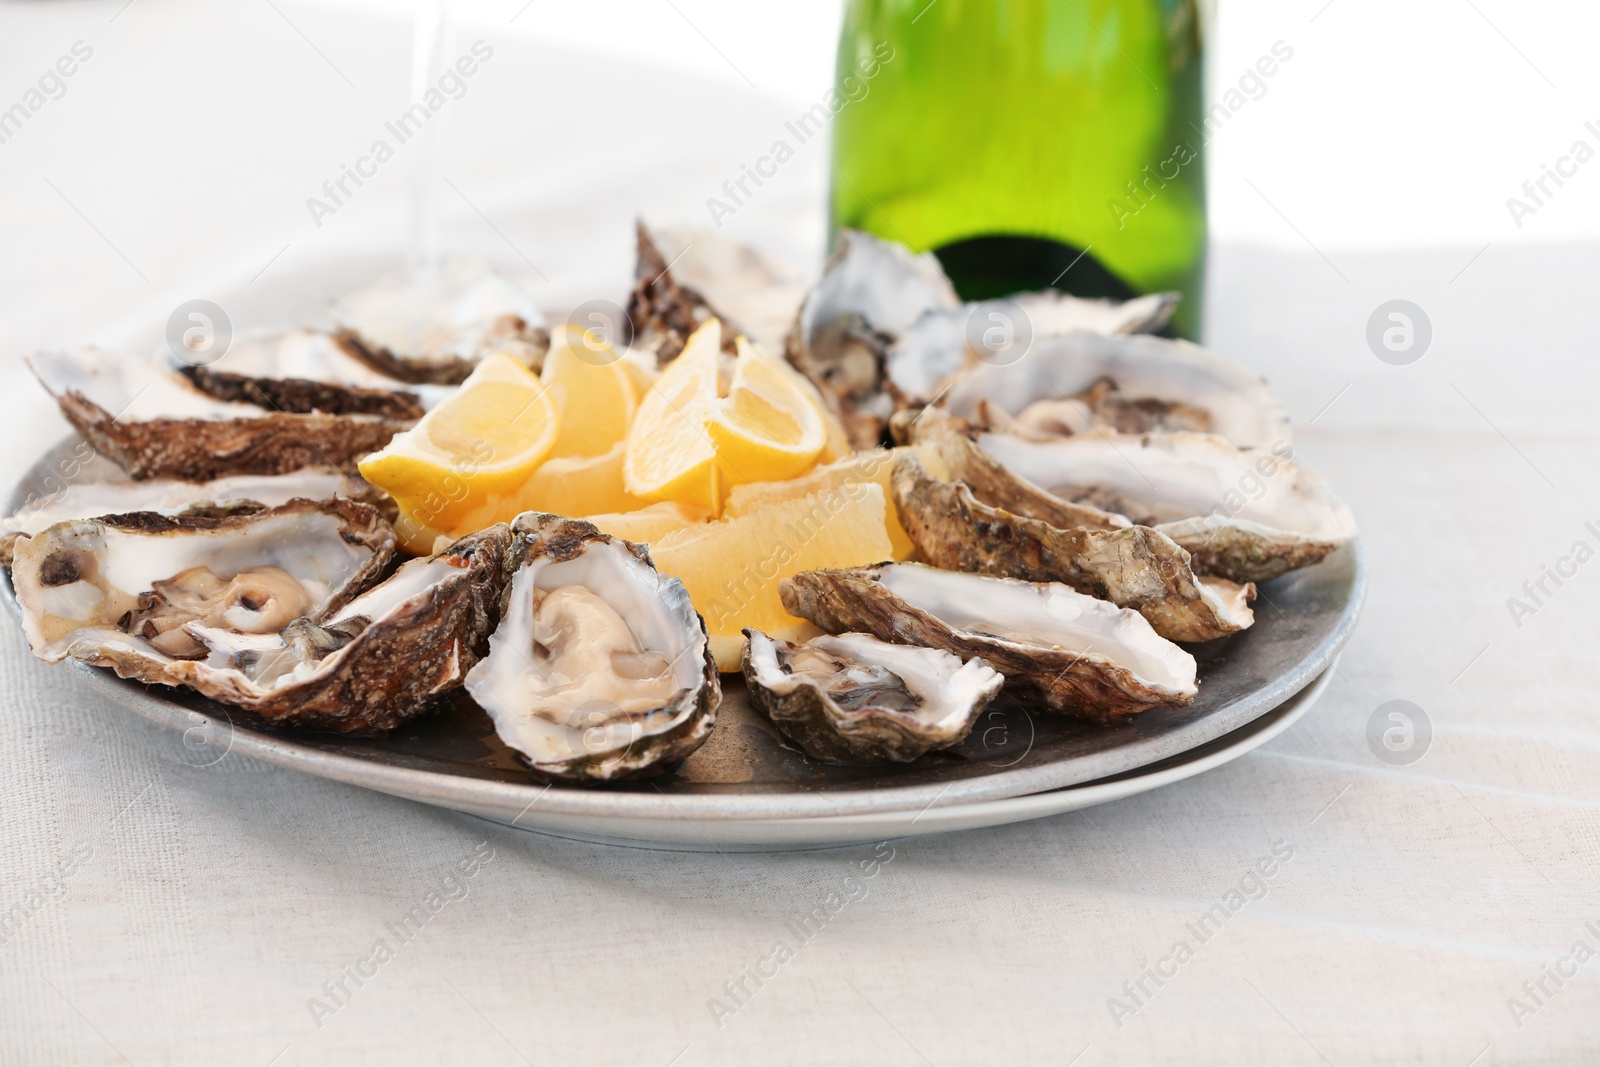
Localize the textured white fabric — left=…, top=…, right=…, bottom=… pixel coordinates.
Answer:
left=3, top=3, right=1598, bottom=1064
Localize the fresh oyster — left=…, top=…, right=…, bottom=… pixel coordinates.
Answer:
left=643, top=225, right=806, bottom=352
left=942, top=331, right=1291, bottom=449
left=29, top=347, right=409, bottom=480
left=464, top=513, right=719, bottom=783
left=742, top=628, right=1003, bottom=764
left=786, top=230, right=959, bottom=450
left=979, top=430, right=1358, bottom=583
left=884, top=293, right=1180, bottom=407
left=781, top=563, right=1197, bottom=721
left=627, top=222, right=743, bottom=363
left=892, top=450, right=1254, bottom=643
left=900, top=407, right=1130, bottom=533
left=787, top=230, right=1180, bottom=447
left=175, top=328, right=449, bottom=420
left=1, top=467, right=366, bottom=566
left=335, top=259, right=549, bottom=384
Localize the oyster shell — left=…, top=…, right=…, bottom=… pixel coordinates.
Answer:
left=1, top=467, right=367, bottom=567
left=464, top=513, right=719, bottom=783
left=781, top=563, right=1197, bottom=721
left=884, top=293, right=1180, bottom=407
left=892, top=450, right=1255, bottom=643
left=742, top=628, right=1003, bottom=764
left=943, top=331, right=1291, bottom=449
left=13, top=497, right=520, bottom=721
left=786, top=230, right=959, bottom=450
left=29, top=347, right=408, bottom=480
left=643, top=225, right=806, bottom=352
left=175, top=328, right=448, bottom=420
left=979, top=430, right=1358, bottom=583
left=626, top=222, right=752, bottom=363
left=334, top=259, right=549, bottom=384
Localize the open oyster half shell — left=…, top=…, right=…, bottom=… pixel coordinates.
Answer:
left=892, top=449, right=1255, bottom=643
left=941, top=330, right=1292, bottom=450
left=334, top=259, right=549, bottom=384
left=781, top=563, right=1197, bottom=722
left=465, top=513, right=720, bottom=784
left=174, top=328, right=448, bottom=421
left=742, top=628, right=1004, bottom=764
left=1, top=467, right=371, bottom=568
left=979, top=430, right=1358, bottom=584
left=29, top=347, right=409, bottom=480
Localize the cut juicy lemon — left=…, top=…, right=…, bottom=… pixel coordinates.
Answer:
left=584, top=501, right=710, bottom=545
left=724, top=448, right=914, bottom=560
left=649, top=482, right=896, bottom=671
left=358, top=353, right=558, bottom=533
left=542, top=327, right=637, bottom=458
left=623, top=319, right=721, bottom=511
left=438, top=441, right=649, bottom=533
left=707, top=339, right=827, bottom=489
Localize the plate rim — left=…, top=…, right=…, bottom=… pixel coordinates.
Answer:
left=4, top=436, right=1365, bottom=823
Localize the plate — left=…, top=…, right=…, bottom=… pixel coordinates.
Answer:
left=4, top=437, right=1364, bottom=848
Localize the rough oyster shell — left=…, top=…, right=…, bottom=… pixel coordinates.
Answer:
left=334, top=259, right=549, bottom=384
left=642, top=225, right=806, bottom=352
left=742, top=628, right=1003, bottom=764
left=464, top=513, right=720, bottom=783
left=979, top=430, right=1359, bottom=583
left=885, top=294, right=1180, bottom=407
left=892, top=450, right=1254, bottom=643
left=1, top=467, right=369, bottom=567
left=900, top=407, right=1129, bottom=533
left=942, top=331, right=1292, bottom=450
left=786, top=230, right=959, bottom=450
left=781, top=563, right=1197, bottom=721
left=626, top=222, right=755, bottom=363
left=176, top=328, right=444, bottom=420
left=29, top=347, right=408, bottom=480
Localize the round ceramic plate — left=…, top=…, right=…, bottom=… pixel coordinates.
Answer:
left=4, top=439, right=1363, bottom=849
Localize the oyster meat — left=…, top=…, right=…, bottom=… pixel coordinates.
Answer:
left=979, top=430, right=1359, bottom=583
left=742, top=628, right=1003, bottom=764
left=335, top=259, right=549, bottom=384
left=465, top=513, right=719, bottom=783
left=892, top=449, right=1254, bottom=643
left=175, top=328, right=449, bottom=420
left=29, top=347, right=409, bottom=481
left=782, top=563, right=1197, bottom=721
left=1, top=467, right=366, bottom=566
left=943, top=331, right=1292, bottom=449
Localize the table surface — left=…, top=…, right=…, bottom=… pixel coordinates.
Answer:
left=3, top=4, right=1597, bottom=1065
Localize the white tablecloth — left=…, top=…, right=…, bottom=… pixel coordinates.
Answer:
left=3, top=4, right=1597, bottom=1064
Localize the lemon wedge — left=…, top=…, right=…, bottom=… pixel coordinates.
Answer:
left=623, top=319, right=721, bottom=511
left=707, top=338, right=827, bottom=489
left=649, top=482, right=896, bottom=671
left=724, top=448, right=915, bottom=560
left=359, top=353, right=558, bottom=535
left=541, top=326, right=638, bottom=458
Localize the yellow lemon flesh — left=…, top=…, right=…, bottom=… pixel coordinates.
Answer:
left=623, top=320, right=721, bottom=511
left=723, top=448, right=915, bottom=561
left=707, top=338, right=827, bottom=490
left=541, top=327, right=638, bottom=458
left=649, top=482, right=896, bottom=671
left=358, top=353, right=558, bottom=535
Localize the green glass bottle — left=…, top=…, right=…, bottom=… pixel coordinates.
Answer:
left=831, top=0, right=1207, bottom=339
